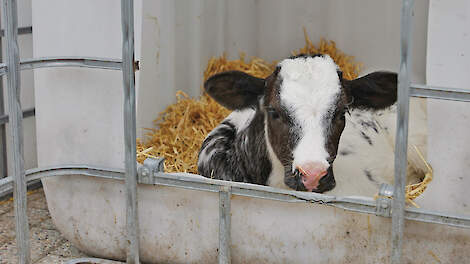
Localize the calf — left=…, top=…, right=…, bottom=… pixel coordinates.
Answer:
left=198, top=54, right=426, bottom=196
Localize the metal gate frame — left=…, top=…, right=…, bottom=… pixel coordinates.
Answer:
left=0, top=0, right=469, bottom=263
left=0, top=22, right=34, bottom=182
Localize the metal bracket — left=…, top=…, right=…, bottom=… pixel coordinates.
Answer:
left=137, top=157, right=165, bottom=184
left=375, top=183, right=393, bottom=217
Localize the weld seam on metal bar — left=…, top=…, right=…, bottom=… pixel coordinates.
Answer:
left=3, top=0, right=31, bottom=263
left=0, top=26, right=32, bottom=37
left=219, top=186, right=232, bottom=264
left=410, top=83, right=470, bottom=102
left=0, top=64, right=6, bottom=76
left=391, top=0, right=414, bottom=263
left=121, top=0, right=139, bottom=263
left=0, top=107, right=35, bottom=125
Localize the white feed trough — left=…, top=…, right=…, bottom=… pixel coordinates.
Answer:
left=32, top=1, right=470, bottom=263
left=42, top=174, right=470, bottom=263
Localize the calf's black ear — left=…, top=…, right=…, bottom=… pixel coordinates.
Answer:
left=343, top=71, right=398, bottom=110
left=204, top=71, right=265, bottom=110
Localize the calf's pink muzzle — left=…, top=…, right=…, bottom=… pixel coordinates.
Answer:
left=297, top=162, right=329, bottom=191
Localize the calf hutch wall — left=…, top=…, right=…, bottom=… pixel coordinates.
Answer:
left=28, top=0, right=470, bottom=263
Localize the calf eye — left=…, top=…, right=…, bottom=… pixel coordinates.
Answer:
left=266, top=108, right=280, bottom=120
left=335, top=108, right=348, bottom=119
left=333, top=110, right=344, bottom=120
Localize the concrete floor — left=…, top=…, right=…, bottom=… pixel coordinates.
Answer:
left=0, top=188, right=89, bottom=263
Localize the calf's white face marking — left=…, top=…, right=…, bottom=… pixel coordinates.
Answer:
left=279, top=55, right=341, bottom=171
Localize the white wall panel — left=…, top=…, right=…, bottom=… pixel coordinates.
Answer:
left=33, top=0, right=142, bottom=168
left=419, top=0, right=470, bottom=215
left=137, top=0, right=429, bottom=133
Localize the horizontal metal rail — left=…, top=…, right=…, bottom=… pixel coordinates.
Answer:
left=0, top=165, right=124, bottom=195
left=0, top=26, right=32, bottom=37
left=0, top=179, right=41, bottom=198
left=405, top=207, right=470, bottom=229
left=66, top=257, right=124, bottom=264
left=0, top=57, right=129, bottom=77
left=410, top=83, right=470, bottom=102
left=3, top=63, right=468, bottom=103
left=0, top=107, right=34, bottom=125
left=20, top=57, right=122, bottom=71
left=1, top=164, right=469, bottom=229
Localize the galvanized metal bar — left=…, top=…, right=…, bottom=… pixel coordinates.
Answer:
left=0, top=179, right=40, bottom=198
left=405, top=207, right=470, bottom=229
left=3, top=0, right=30, bottom=263
left=219, top=186, right=232, bottom=264
left=20, top=57, right=122, bottom=71
left=0, top=176, right=13, bottom=194
left=25, top=165, right=124, bottom=182
left=410, top=83, right=470, bottom=102
left=0, top=58, right=123, bottom=77
left=0, top=107, right=35, bottom=125
left=0, top=15, right=7, bottom=179
left=121, top=0, right=139, bottom=263
left=392, top=0, right=414, bottom=263
left=0, top=26, right=32, bottom=37
left=0, top=165, right=124, bottom=194
left=65, top=257, right=124, bottom=264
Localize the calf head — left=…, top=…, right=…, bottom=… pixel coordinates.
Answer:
left=204, top=54, right=397, bottom=193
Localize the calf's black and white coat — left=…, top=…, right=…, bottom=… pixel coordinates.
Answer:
left=198, top=107, right=271, bottom=184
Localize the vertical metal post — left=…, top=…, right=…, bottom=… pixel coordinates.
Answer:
left=219, top=186, right=232, bottom=264
left=121, top=0, right=139, bottom=263
left=0, top=12, right=9, bottom=179
left=3, top=0, right=30, bottom=263
left=391, top=0, right=414, bottom=263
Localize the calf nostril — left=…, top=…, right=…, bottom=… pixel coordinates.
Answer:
left=292, top=169, right=306, bottom=191
left=295, top=168, right=306, bottom=177
left=296, top=165, right=328, bottom=178
left=294, top=168, right=300, bottom=176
